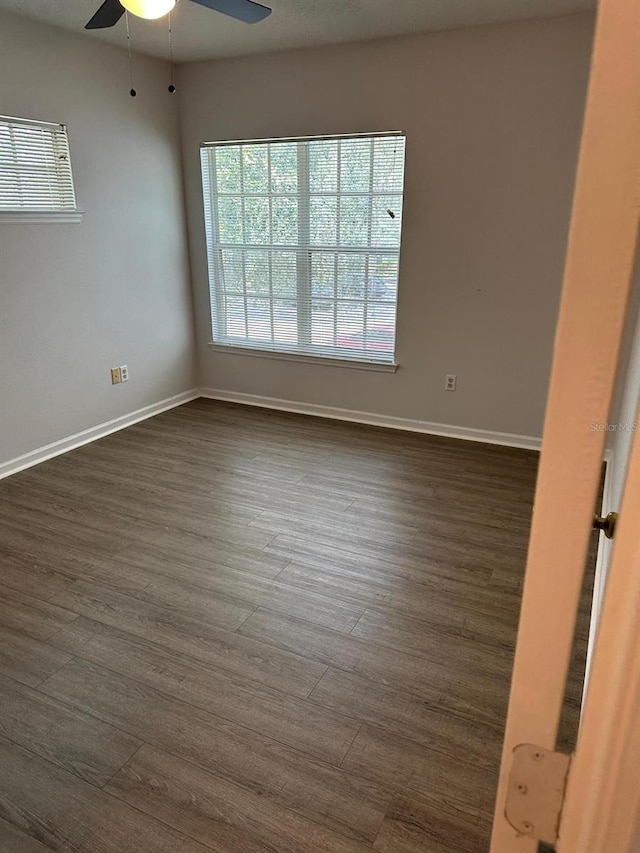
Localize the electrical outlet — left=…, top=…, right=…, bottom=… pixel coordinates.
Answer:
left=120, top=365, right=129, bottom=382
left=445, top=374, right=457, bottom=391
left=110, top=367, right=121, bottom=385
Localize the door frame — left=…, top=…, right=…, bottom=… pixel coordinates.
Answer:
left=559, top=411, right=640, bottom=850
left=490, top=0, right=640, bottom=848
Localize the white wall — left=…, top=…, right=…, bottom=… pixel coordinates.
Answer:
left=179, top=13, right=594, bottom=439
left=0, top=11, right=595, bottom=466
left=0, top=11, right=197, bottom=466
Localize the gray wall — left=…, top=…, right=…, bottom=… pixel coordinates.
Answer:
left=0, top=11, right=197, bottom=465
left=0, top=11, right=595, bottom=465
left=179, top=13, right=594, bottom=438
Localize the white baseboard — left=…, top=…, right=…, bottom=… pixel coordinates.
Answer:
left=0, top=389, right=200, bottom=480
left=0, top=386, right=542, bottom=481
left=200, top=387, right=542, bottom=451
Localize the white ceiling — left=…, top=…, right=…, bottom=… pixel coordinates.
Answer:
left=0, top=0, right=595, bottom=62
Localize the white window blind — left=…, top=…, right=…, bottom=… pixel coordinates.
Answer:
left=200, top=132, right=406, bottom=364
left=0, top=116, right=77, bottom=212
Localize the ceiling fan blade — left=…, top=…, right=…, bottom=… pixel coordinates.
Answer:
left=85, top=0, right=125, bottom=29
left=189, top=0, right=272, bottom=24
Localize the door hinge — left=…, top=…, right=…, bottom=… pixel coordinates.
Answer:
left=505, top=744, right=572, bottom=845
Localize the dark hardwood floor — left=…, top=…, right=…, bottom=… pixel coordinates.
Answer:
left=0, top=399, right=595, bottom=852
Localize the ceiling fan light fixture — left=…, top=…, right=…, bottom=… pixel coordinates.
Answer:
left=120, top=0, right=176, bottom=20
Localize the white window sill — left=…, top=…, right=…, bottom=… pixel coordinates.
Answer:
left=0, top=210, right=84, bottom=224
left=208, top=343, right=398, bottom=373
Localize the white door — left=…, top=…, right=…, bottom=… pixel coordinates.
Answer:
left=584, top=293, right=640, bottom=698
left=490, top=0, right=640, bottom=848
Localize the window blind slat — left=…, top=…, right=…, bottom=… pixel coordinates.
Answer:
left=0, top=115, right=77, bottom=212
left=201, top=133, right=406, bottom=364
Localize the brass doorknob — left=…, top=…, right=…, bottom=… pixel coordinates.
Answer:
left=593, top=511, right=618, bottom=539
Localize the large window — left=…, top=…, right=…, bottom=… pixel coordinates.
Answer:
left=200, top=132, right=406, bottom=365
left=0, top=116, right=77, bottom=216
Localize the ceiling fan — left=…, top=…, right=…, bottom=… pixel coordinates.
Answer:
left=85, top=0, right=272, bottom=29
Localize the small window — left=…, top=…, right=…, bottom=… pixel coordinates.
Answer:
left=200, top=132, right=406, bottom=365
left=0, top=115, right=78, bottom=215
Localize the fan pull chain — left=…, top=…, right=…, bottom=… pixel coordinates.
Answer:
left=126, top=11, right=137, bottom=97
left=168, top=11, right=176, bottom=93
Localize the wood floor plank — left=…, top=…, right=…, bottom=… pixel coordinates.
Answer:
left=1, top=485, right=274, bottom=557
left=265, top=532, right=524, bottom=605
left=97, top=538, right=289, bottom=582
left=0, top=552, right=76, bottom=601
left=40, top=658, right=390, bottom=843
left=373, top=789, right=490, bottom=853
left=308, top=667, right=503, bottom=768
left=0, top=498, right=125, bottom=556
left=9, top=533, right=288, bottom=595
left=106, top=744, right=373, bottom=853
left=239, top=607, right=446, bottom=684
left=274, top=559, right=438, bottom=611
left=460, top=606, right=520, bottom=650
left=48, top=579, right=324, bottom=698
left=0, top=465, right=87, bottom=500
left=269, top=525, right=470, bottom=576
left=407, top=528, right=528, bottom=574
left=249, top=508, right=420, bottom=548
left=487, top=564, right=526, bottom=596
left=51, top=576, right=252, bottom=634
left=275, top=560, right=518, bottom=633
left=0, top=535, right=153, bottom=595
left=143, top=567, right=365, bottom=633
left=0, top=399, right=596, bottom=852
left=434, top=479, right=534, bottom=515
left=112, top=505, right=277, bottom=553
left=350, top=608, right=515, bottom=677
left=0, top=672, right=141, bottom=787
left=64, top=467, right=262, bottom=527
left=346, top=491, right=532, bottom=533
left=0, top=816, right=52, bottom=853
left=84, top=487, right=269, bottom=547
left=238, top=608, right=510, bottom=725
left=0, top=520, right=118, bottom=581
left=212, top=474, right=356, bottom=513
left=295, top=471, right=437, bottom=505
left=0, top=736, right=209, bottom=853
left=342, top=724, right=497, bottom=816
left=264, top=533, right=495, bottom=592
left=50, top=616, right=360, bottom=765
left=78, top=425, right=355, bottom=516
left=0, top=584, right=77, bottom=641
left=0, top=625, right=71, bottom=688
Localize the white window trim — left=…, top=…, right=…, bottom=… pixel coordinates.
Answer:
left=0, top=210, right=84, bottom=224
left=200, top=131, right=405, bottom=367
left=208, top=341, right=399, bottom=372
left=0, top=114, right=79, bottom=221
